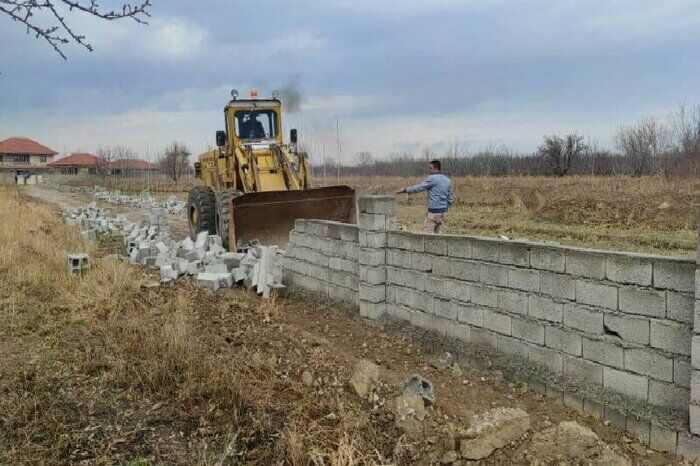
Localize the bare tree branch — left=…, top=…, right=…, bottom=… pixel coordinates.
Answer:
left=0, top=0, right=150, bottom=59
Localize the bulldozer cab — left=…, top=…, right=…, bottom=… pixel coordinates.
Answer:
left=188, top=89, right=356, bottom=251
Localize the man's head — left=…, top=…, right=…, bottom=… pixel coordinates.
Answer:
left=428, top=160, right=441, bottom=173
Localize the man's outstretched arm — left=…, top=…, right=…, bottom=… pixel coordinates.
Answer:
left=397, top=177, right=434, bottom=194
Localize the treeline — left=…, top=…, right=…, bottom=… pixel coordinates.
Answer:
left=331, top=104, right=700, bottom=178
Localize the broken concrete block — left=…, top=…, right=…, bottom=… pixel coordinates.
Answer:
left=459, top=407, right=531, bottom=460
left=402, top=374, right=436, bottom=406
left=66, top=253, right=90, bottom=275
left=196, top=272, right=221, bottom=290
left=160, top=265, right=177, bottom=281
left=205, top=263, right=228, bottom=274
left=221, top=252, right=245, bottom=270
left=269, top=283, right=287, bottom=298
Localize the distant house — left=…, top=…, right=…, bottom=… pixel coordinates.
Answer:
left=47, top=153, right=106, bottom=174
left=0, top=137, right=57, bottom=173
left=108, top=159, right=159, bottom=174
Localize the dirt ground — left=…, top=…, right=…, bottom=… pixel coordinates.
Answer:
left=0, top=183, right=691, bottom=464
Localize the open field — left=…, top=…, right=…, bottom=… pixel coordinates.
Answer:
left=321, top=175, right=699, bottom=258
left=55, top=174, right=698, bottom=257
left=0, top=183, right=680, bottom=464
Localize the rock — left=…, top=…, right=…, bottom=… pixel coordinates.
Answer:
left=459, top=407, right=530, bottom=460
left=301, top=370, right=314, bottom=386
left=430, top=351, right=454, bottom=370
left=524, top=421, right=630, bottom=465
left=402, top=374, right=436, bottom=406
left=451, top=363, right=463, bottom=377
left=440, top=450, right=459, bottom=464
left=394, top=394, right=426, bottom=438
left=349, top=359, right=380, bottom=400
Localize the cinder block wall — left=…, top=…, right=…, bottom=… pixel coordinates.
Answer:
left=283, top=196, right=699, bottom=436
left=384, top=231, right=695, bottom=413
left=283, top=220, right=360, bottom=305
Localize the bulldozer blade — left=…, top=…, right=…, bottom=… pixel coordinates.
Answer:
left=227, top=186, right=356, bottom=250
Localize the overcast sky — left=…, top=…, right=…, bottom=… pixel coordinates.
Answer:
left=2, top=0, right=699, bottom=163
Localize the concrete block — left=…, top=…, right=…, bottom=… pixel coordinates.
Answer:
left=395, top=287, right=433, bottom=313
left=423, top=314, right=448, bottom=336
left=480, top=263, right=509, bottom=286
left=359, top=283, right=385, bottom=303
left=358, top=230, right=387, bottom=248
left=666, top=292, right=694, bottom=324
left=512, top=317, right=545, bottom=344
left=650, top=320, right=691, bottom=356
left=624, top=348, right=673, bottom=382
left=693, top=336, right=700, bottom=369
left=528, top=344, right=564, bottom=374
left=360, top=266, right=386, bottom=285
left=498, top=242, right=530, bottom=267
left=603, top=313, right=650, bottom=345
left=563, top=303, right=604, bottom=334
left=497, top=289, right=528, bottom=315
left=507, top=268, right=539, bottom=292
left=603, top=405, right=626, bottom=429
left=648, top=379, right=689, bottom=410
left=425, top=235, right=448, bottom=255
left=563, top=391, right=584, bottom=410
left=576, top=280, right=618, bottom=310
left=653, top=258, right=696, bottom=292
left=446, top=236, right=471, bottom=258
left=325, top=222, right=343, bottom=239
left=604, top=366, right=649, bottom=400
left=563, top=355, right=603, bottom=385
left=649, top=424, right=678, bottom=453
left=471, top=284, right=498, bottom=308
left=626, top=416, right=650, bottom=446
left=606, top=254, right=653, bottom=286
left=619, top=287, right=666, bottom=318
left=540, top=272, right=576, bottom=300
left=529, top=246, right=566, bottom=273
left=444, top=322, right=470, bottom=342
left=498, top=334, right=529, bottom=357
left=449, top=258, right=481, bottom=282
left=545, top=326, right=582, bottom=356
left=456, top=303, right=484, bottom=327
left=675, top=357, right=691, bottom=388
left=437, top=278, right=470, bottom=302
left=528, top=295, right=563, bottom=322
left=470, top=328, right=498, bottom=348
left=387, top=231, right=424, bottom=251
left=677, top=432, right=700, bottom=462
left=196, top=272, right=221, bottom=291
left=358, top=195, right=395, bottom=215
left=433, top=299, right=458, bottom=321
left=692, top=405, right=700, bottom=436
left=361, top=247, right=387, bottom=267
left=471, top=238, right=500, bottom=262
left=360, top=302, right=386, bottom=319
left=582, top=337, right=623, bottom=369
left=566, top=249, right=606, bottom=279
left=358, top=212, right=389, bottom=231
left=582, top=398, right=604, bottom=418
left=545, top=385, right=563, bottom=402
left=340, top=225, right=359, bottom=242
left=410, top=252, right=432, bottom=271
left=483, top=309, right=512, bottom=335
left=386, top=249, right=410, bottom=268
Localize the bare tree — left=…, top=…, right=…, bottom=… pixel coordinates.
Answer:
left=538, top=133, right=586, bottom=176
left=96, top=145, right=134, bottom=183
left=159, top=142, right=190, bottom=186
left=355, top=151, right=373, bottom=175
left=1, top=0, right=150, bottom=59
left=615, top=117, right=670, bottom=176
left=668, top=104, right=700, bottom=153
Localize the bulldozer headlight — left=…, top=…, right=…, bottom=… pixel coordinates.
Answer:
left=231, top=89, right=239, bottom=99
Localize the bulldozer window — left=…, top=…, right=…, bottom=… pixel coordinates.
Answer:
left=234, top=110, right=278, bottom=140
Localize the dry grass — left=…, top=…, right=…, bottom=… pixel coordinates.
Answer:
left=322, top=175, right=699, bottom=257
left=0, top=183, right=391, bottom=465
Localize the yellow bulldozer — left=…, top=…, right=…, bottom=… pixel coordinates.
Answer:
left=188, top=89, right=356, bottom=250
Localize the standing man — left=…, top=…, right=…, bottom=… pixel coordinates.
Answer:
left=397, top=160, right=453, bottom=233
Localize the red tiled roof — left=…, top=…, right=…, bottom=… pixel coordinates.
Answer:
left=109, top=159, right=159, bottom=170
left=48, top=153, right=105, bottom=167
left=0, top=137, right=57, bottom=155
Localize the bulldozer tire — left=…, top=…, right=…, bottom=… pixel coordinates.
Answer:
left=187, top=186, right=216, bottom=240
left=216, top=189, right=242, bottom=250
